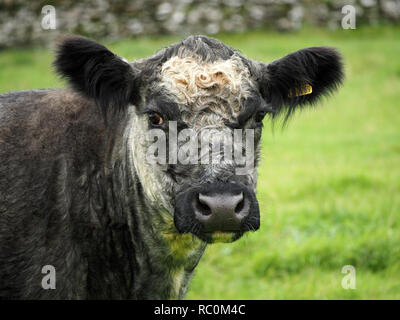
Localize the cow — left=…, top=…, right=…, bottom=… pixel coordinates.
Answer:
left=0, top=35, right=343, bottom=299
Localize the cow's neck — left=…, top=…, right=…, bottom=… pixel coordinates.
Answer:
left=86, top=129, right=206, bottom=299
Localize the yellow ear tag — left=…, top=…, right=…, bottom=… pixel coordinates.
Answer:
left=289, top=83, right=313, bottom=97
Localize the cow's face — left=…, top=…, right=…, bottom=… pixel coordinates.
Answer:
left=130, top=54, right=263, bottom=244
left=55, top=36, right=343, bottom=244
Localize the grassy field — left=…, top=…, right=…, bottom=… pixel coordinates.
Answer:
left=1, top=26, right=399, bottom=299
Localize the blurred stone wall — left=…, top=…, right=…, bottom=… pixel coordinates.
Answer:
left=0, top=0, right=399, bottom=48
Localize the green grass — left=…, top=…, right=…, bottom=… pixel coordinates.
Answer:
left=1, top=25, right=399, bottom=299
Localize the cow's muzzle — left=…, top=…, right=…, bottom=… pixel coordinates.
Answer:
left=174, top=182, right=260, bottom=243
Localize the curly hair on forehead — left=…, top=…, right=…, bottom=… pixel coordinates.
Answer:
left=137, top=35, right=254, bottom=82
left=159, top=55, right=255, bottom=118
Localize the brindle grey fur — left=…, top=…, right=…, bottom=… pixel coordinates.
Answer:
left=0, top=35, right=343, bottom=299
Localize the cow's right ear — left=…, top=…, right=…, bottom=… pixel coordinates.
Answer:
left=255, top=47, right=344, bottom=120
left=54, top=36, right=141, bottom=117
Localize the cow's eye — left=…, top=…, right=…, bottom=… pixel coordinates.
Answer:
left=148, top=112, right=164, bottom=126
left=255, top=110, right=267, bottom=123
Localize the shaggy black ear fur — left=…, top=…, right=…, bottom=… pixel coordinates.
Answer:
left=258, top=47, right=344, bottom=119
left=54, top=36, right=141, bottom=117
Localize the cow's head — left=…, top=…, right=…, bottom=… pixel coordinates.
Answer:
left=55, top=35, right=343, bottom=244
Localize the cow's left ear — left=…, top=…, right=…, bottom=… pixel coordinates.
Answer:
left=54, top=36, right=141, bottom=117
left=256, top=47, right=344, bottom=118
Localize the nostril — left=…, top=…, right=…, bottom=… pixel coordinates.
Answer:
left=234, top=193, right=249, bottom=219
left=234, top=197, right=245, bottom=214
left=197, top=194, right=212, bottom=216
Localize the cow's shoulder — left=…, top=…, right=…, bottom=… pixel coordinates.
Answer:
left=0, top=88, right=101, bottom=128
left=0, top=89, right=105, bottom=159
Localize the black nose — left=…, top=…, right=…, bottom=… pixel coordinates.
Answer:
left=193, top=191, right=250, bottom=232
left=174, top=182, right=260, bottom=240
